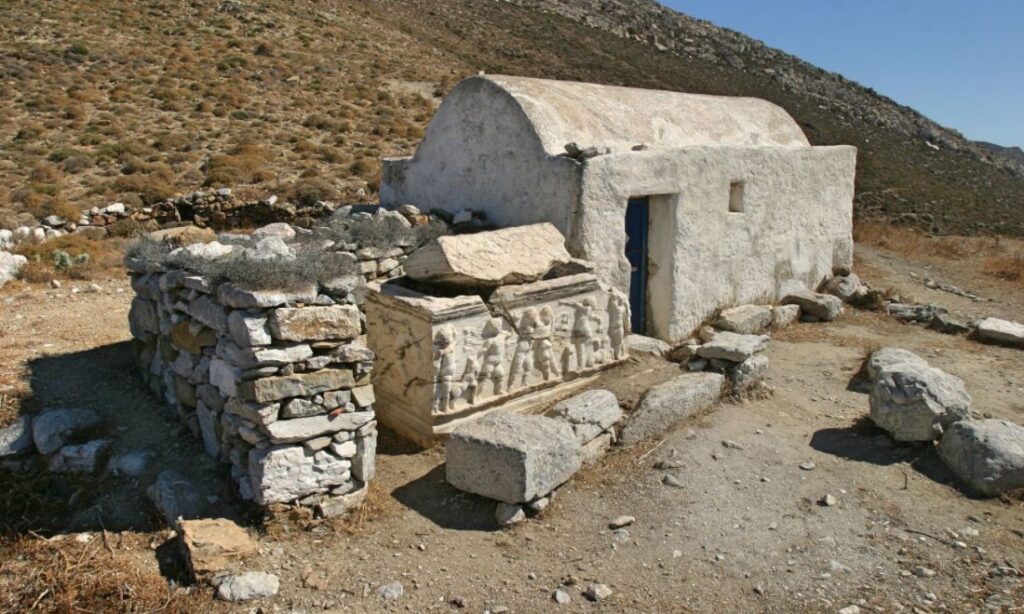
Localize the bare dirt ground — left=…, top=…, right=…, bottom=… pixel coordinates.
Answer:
left=1, top=242, right=1023, bottom=613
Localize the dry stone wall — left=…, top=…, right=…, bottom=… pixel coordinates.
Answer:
left=127, top=251, right=378, bottom=515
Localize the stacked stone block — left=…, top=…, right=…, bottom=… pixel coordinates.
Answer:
left=127, top=263, right=377, bottom=515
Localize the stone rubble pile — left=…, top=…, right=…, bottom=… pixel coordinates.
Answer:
left=126, top=226, right=384, bottom=516
left=864, top=347, right=1024, bottom=496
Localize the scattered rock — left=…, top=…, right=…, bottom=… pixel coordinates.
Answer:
left=799, top=461, right=816, bottom=471
left=608, top=515, right=635, bottom=529
left=975, top=317, right=1024, bottom=348
left=714, top=304, right=772, bottom=334
left=495, top=502, right=526, bottom=527
left=0, top=415, right=34, bottom=457
left=696, top=331, right=769, bottom=362
left=377, top=581, right=404, bottom=600
left=624, top=334, right=671, bottom=356
left=48, top=439, right=111, bottom=473
left=781, top=290, right=843, bottom=321
left=32, top=408, right=102, bottom=455
left=620, top=373, right=724, bottom=445
left=553, top=588, right=571, bottom=604
left=937, top=419, right=1024, bottom=496
left=824, top=273, right=866, bottom=302
left=869, top=361, right=971, bottom=441
left=446, top=412, right=580, bottom=503
left=771, top=304, right=800, bottom=328
left=583, top=583, right=613, bottom=602
left=662, top=474, right=685, bottom=488
left=820, top=494, right=838, bottom=507
left=147, top=470, right=213, bottom=524
left=215, top=571, right=279, bottom=602
left=179, top=518, right=258, bottom=582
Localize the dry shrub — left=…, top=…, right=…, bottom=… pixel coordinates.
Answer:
left=113, top=174, right=175, bottom=204
left=15, top=235, right=124, bottom=280
left=982, top=252, right=1024, bottom=282
left=0, top=536, right=204, bottom=613
left=203, top=143, right=272, bottom=186
left=852, top=220, right=970, bottom=258
left=288, top=178, right=338, bottom=207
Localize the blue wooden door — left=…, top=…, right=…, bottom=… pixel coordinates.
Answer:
left=624, top=198, right=649, bottom=334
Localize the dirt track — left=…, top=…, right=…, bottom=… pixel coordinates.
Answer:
left=1, top=245, right=1023, bottom=613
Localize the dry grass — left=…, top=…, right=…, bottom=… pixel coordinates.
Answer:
left=853, top=220, right=977, bottom=258
left=982, top=252, right=1024, bottom=282
left=15, top=235, right=127, bottom=282
left=0, top=535, right=206, bottom=613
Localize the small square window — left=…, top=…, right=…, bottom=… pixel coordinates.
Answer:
left=729, top=181, right=745, bottom=213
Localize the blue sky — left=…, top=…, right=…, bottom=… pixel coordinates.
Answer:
left=663, top=1, right=1024, bottom=148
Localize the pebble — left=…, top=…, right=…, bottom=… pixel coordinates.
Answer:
left=799, top=461, right=816, bottom=471
left=820, top=494, right=838, bottom=507
left=583, top=583, right=613, bottom=602
left=838, top=606, right=861, bottom=614
left=378, top=581, right=404, bottom=600
left=609, top=515, right=635, bottom=529
left=722, top=440, right=744, bottom=450
left=553, top=589, right=571, bottom=604
left=912, top=566, right=937, bottom=578
left=662, top=474, right=685, bottom=488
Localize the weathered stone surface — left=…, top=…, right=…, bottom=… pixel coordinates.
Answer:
left=975, top=317, right=1024, bottom=348
left=108, top=450, right=155, bottom=478
left=549, top=389, right=622, bottom=445
left=404, top=223, right=572, bottom=287
left=209, top=357, right=239, bottom=398
left=869, top=362, right=972, bottom=441
left=224, top=398, right=279, bottom=426
left=179, top=518, right=258, bottom=581
left=495, top=502, right=526, bottom=527
left=0, top=415, right=34, bottom=457
left=251, top=222, right=296, bottom=241
left=281, top=398, right=326, bottom=419
left=268, top=305, right=362, bottom=341
left=188, top=295, right=229, bottom=331
left=625, top=334, right=671, bottom=356
left=49, top=439, right=111, bottom=473
left=730, top=353, right=769, bottom=394
left=446, top=412, right=581, bottom=503
left=220, top=339, right=313, bottom=369
left=196, top=402, right=221, bottom=458
left=351, top=384, right=375, bottom=408
left=352, top=430, right=376, bottom=482
left=239, top=368, right=355, bottom=403
left=227, top=311, right=272, bottom=347
left=128, top=298, right=159, bottom=338
left=937, top=419, right=1024, bottom=497
left=620, top=373, right=724, bottom=445
left=218, top=282, right=319, bottom=309
left=32, top=408, right=101, bottom=455
left=170, top=322, right=217, bottom=354
left=771, top=304, right=800, bottom=328
left=0, top=251, right=27, bottom=288
left=315, top=485, right=367, bottom=518
left=781, top=290, right=843, bottom=321
left=148, top=470, right=213, bottom=524
left=215, top=571, right=279, bottom=602
left=824, top=273, right=865, bottom=302
left=261, top=411, right=374, bottom=444
left=714, top=304, right=772, bottom=334
left=696, top=331, right=769, bottom=362
left=248, top=445, right=352, bottom=504
left=865, top=348, right=928, bottom=381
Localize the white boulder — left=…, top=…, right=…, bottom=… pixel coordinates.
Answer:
left=937, top=419, right=1024, bottom=497
left=869, top=362, right=971, bottom=441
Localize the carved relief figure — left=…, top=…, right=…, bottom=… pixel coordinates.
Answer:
left=461, top=356, right=479, bottom=405
left=533, top=306, right=560, bottom=381
left=478, top=318, right=507, bottom=397
left=431, top=325, right=458, bottom=413
left=607, top=292, right=629, bottom=361
left=509, top=308, right=538, bottom=389
left=563, top=298, right=597, bottom=371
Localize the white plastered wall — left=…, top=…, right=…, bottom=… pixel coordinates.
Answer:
left=380, top=77, right=580, bottom=236
left=576, top=145, right=856, bottom=342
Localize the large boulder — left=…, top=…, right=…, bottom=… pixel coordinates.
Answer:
left=446, top=412, right=581, bottom=503
left=781, top=290, right=843, bottom=321
left=937, top=420, right=1024, bottom=497
left=714, top=305, right=772, bottom=335
left=975, top=318, right=1024, bottom=348
left=619, top=372, right=724, bottom=445
left=403, top=223, right=572, bottom=287
left=32, top=408, right=102, bottom=455
left=865, top=347, right=928, bottom=381
left=869, top=362, right=971, bottom=441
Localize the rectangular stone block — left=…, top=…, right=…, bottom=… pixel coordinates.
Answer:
left=261, top=411, right=375, bottom=444
left=239, top=368, right=356, bottom=403
left=445, top=412, right=581, bottom=503
left=268, top=305, right=362, bottom=342
left=619, top=372, right=724, bottom=445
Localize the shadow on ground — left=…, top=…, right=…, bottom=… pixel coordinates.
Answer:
left=391, top=464, right=498, bottom=532
left=0, top=342, right=249, bottom=537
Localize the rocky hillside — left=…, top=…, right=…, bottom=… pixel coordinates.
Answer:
left=2, top=0, right=1023, bottom=236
